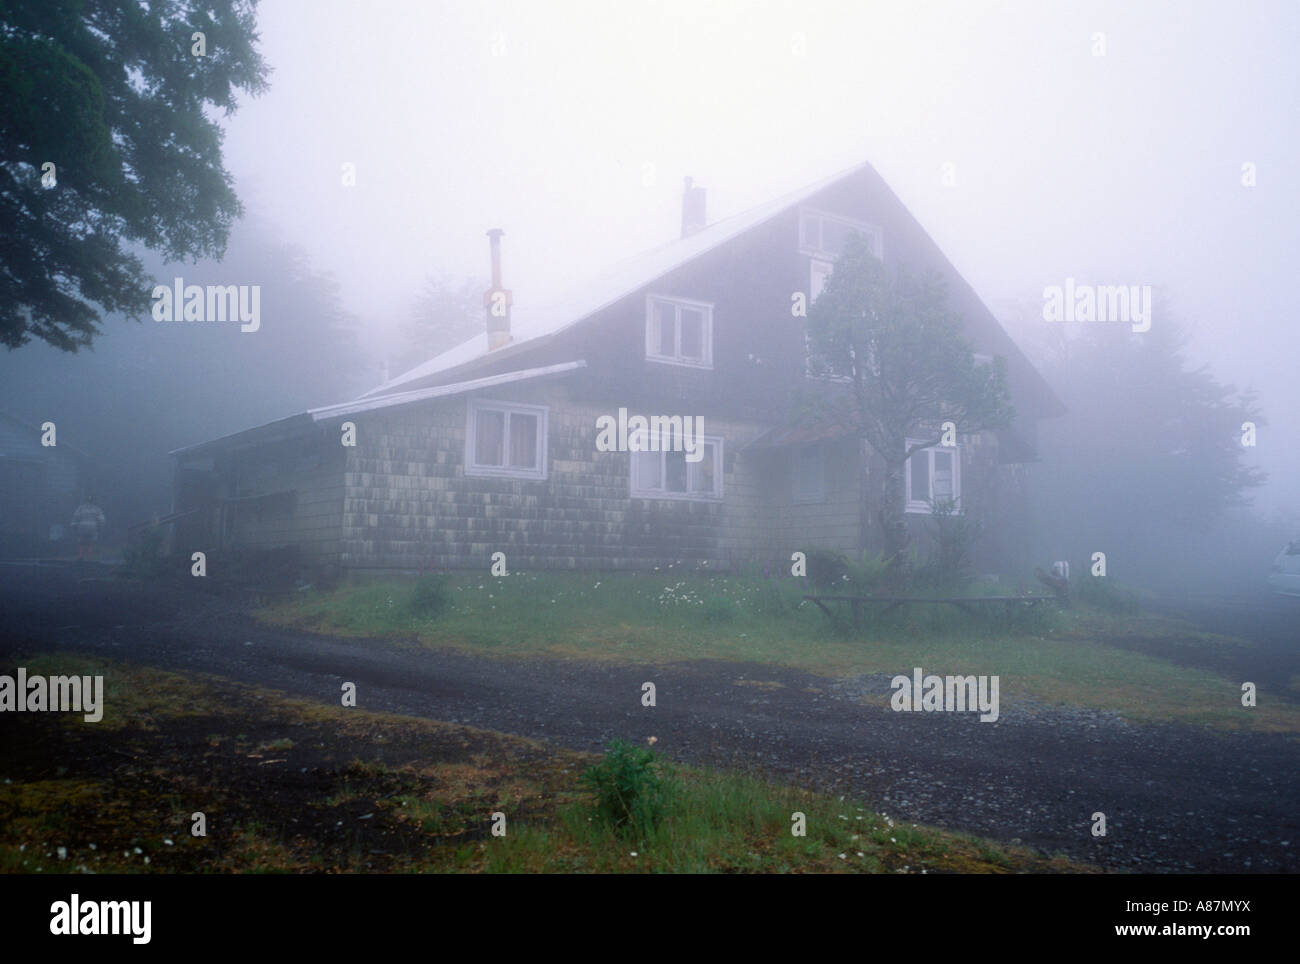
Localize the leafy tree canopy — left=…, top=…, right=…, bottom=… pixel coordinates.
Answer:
left=805, top=233, right=1014, bottom=464
left=804, top=233, right=1014, bottom=580
left=392, top=273, right=484, bottom=374
left=0, top=0, right=269, bottom=350
left=1031, top=321, right=1266, bottom=543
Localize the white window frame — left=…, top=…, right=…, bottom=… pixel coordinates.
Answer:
left=802, top=208, right=880, bottom=381
left=903, top=437, right=961, bottom=514
left=799, top=207, right=883, bottom=262
left=645, top=295, right=714, bottom=369
left=805, top=255, right=851, bottom=381
left=464, top=398, right=549, bottom=480
left=630, top=434, right=724, bottom=501
left=810, top=257, right=834, bottom=302
left=791, top=442, right=826, bottom=504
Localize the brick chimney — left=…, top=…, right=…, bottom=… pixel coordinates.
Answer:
left=484, top=228, right=513, bottom=351
left=681, top=177, right=706, bottom=238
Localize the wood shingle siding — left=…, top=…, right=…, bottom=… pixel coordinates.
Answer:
left=340, top=382, right=770, bottom=572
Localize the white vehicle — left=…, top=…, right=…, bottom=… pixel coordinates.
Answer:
left=1267, top=540, right=1300, bottom=597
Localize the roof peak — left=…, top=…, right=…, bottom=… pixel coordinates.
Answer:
left=362, top=160, right=876, bottom=399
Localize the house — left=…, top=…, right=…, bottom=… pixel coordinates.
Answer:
left=170, top=161, right=1065, bottom=578
left=0, top=410, right=96, bottom=554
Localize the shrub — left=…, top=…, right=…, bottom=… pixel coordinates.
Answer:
left=923, top=498, right=980, bottom=593
left=845, top=552, right=888, bottom=595
left=802, top=548, right=851, bottom=589
left=581, top=739, right=674, bottom=835
left=701, top=594, right=738, bottom=623
left=1075, top=574, right=1140, bottom=614
left=409, top=573, right=452, bottom=618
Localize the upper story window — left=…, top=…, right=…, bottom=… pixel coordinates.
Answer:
left=464, top=398, right=548, bottom=480
left=810, top=258, right=835, bottom=302
left=646, top=295, right=713, bottom=368
left=803, top=209, right=882, bottom=381
left=631, top=435, right=723, bottom=501
left=799, top=208, right=883, bottom=263
left=904, top=437, right=961, bottom=514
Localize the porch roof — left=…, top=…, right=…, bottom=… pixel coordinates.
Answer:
left=170, top=360, right=586, bottom=459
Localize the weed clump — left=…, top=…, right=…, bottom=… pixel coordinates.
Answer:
left=581, top=739, right=675, bottom=835
left=409, top=574, right=452, bottom=618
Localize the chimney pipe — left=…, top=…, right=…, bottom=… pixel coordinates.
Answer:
left=483, top=228, right=512, bottom=351
left=681, top=176, right=706, bottom=238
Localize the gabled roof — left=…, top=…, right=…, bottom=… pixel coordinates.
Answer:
left=171, top=361, right=585, bottom=458
left=363, top=159, right=1065, bottom=423
left=361, top=161, right=873, bottom=398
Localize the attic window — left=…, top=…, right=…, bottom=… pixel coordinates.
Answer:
left=646, top=296, right=713, bottom=369
left=799, top=208, right=882, bottom=261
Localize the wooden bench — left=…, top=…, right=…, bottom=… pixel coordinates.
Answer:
left=802, top=593, right=1056, bottom=631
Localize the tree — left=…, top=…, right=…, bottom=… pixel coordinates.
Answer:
left=1026, top=320, right=1266, bottom=586
left=392, top=273, right=484, bottom=374
left=805, top=234, right=1014, bottom=584
left=0, top=0, right=269, bottom=351
left=0, top=215, right=366, bottom=530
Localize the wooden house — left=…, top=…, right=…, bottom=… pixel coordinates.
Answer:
left=171, top=161, right=1064, bottom=577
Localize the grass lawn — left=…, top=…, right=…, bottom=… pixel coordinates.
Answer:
left=0, top=654, right=1091, bottom=874
left=258, top=570, right=1299, bottom=733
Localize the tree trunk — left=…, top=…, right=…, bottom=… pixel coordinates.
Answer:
left=881, top=457, right=910, bottom=590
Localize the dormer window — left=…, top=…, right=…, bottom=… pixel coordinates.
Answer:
left=646, top=295, right=713, bottom=368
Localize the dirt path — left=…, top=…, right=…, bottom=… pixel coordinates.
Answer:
left=1, top=564, right=1296, bottom=873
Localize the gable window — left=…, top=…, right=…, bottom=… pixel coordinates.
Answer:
left=803, top=210, right=880, bottom=381
left=646, top=296, right=713, bottom=368
left=631, top=435, right=723, bottom=501
left=904, top=438, right=961, bottom=513
left=792, top=442, right=826, bottom=503
left=810, top=258, right=834, bottom=303
left=465, top=399, right=548, bottom=480
left=799, top=208, right=883, bottom=263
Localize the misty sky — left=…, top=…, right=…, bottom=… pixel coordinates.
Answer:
left=214, top=0, right=1298, bottom=513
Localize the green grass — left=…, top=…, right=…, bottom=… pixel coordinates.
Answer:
left=259, top=570, right=1300, bottom=732
left=470, top=761, right=1085, bottom=874
left=0, top=653, right=1091, bottom=875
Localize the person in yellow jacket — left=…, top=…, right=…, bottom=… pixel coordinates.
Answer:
left=70, top=497, right=107, bottom=560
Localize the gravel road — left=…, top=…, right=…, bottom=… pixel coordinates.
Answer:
left=2, top=562, right=1296, bottom=873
